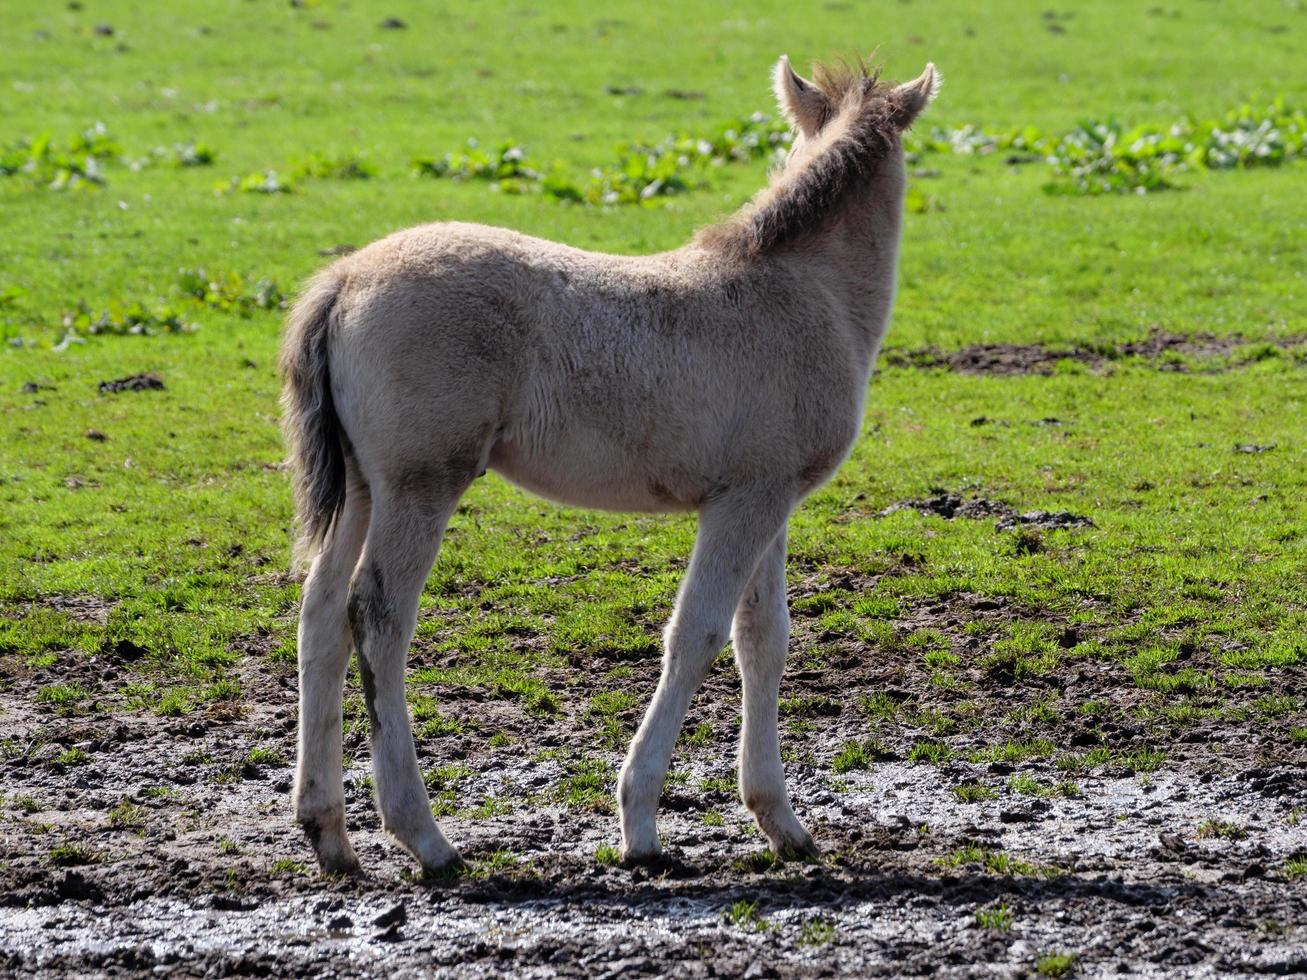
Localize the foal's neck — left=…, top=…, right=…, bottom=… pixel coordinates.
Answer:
left=817, top=196, right=905, bottom=364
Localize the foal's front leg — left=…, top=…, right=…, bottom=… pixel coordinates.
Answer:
left=733, top=530, right=817, bottom=858
left=617, top=491, right=791, bottom=863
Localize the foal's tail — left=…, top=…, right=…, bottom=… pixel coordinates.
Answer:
left=278, top=269, right=349, bottom=575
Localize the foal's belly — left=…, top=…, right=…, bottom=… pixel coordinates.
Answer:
left=487, top=437, right=704, bottom=514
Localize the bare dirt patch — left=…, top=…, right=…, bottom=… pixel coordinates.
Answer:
left=877, top=489, right=1094, bottom=532
left=880, top=330, right=1307, bottom=375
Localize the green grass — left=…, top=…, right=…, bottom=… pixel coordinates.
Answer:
left=935, top=844, right=1063, bottom=879
left=798, top=917, right=837, bottom=947
left=1035, top=952, right=1078, bottom=978
left=950, top=781, right=997, bottom=804
left=724, top=898, right=769, bottom=931
left=975, top=902, right=1013, bottom=931
left=908, top=741, right=951, bottom=765
left=48, top=843, right=98, bottom=867
left=831, top=738, right=885, bottom=773
left=0, top=0, right=1303, bottom=795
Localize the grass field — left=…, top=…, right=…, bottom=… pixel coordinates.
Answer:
left=1, top=2, right=1305, bottom=976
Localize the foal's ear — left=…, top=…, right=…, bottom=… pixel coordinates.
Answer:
left=889, top=62, right=941, bottom=129
left=772, top=55, right=830, bottom=138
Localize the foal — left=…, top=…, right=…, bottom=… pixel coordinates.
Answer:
left=280, top=56, right=939, bottom=873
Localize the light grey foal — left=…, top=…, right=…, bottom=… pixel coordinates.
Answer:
left=280, top=55, right=939, bottom=874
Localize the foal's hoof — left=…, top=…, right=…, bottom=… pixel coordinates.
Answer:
left=773, top=831, right=821, bottom=863
left=301, top=819, right=362, bottom=875
left=417, top=853, right=467, bottom=883
left=619, top=842, right=665, bottom=868
left=320, top=854, right=364, bottom=877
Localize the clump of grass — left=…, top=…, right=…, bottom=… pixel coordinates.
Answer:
left=153, top=689, right=195, bottom=717
left=555, top=757, right=614, bottom=813
left=270, top=858, right=310, bottom=876
left=969, top=738, right=1055, bottom=764
left=702, top=810, right=725, bottom=827
left=684, top=721, right=713, bottom=747
left=469, top=849, right=520, bottom=878
left=217, top=170, right=294, bottom=194
left=908, top=740, right=951, bottom=765
left=49, top=843, right=99, bottom=866
left=699, top=773, right=735, bottom=794
left=107, top=801, right=144, bottom=829
left=1119, top=748, right=1166, bottom=773
left=858, top=692, right=906, bottom=722
left=975, top=901, right=1013, bottom=931
left=55, top=746, right=88, bottom=766
left=832, top=738, right=887, bottom=773
left=466, top=795, right=512, bottom=819
left=218, top=837, right=240, bottom=855
left=724, top=898, right=770, bottom=931
left=1282, top=857, right=1307, bottom=880
left=731, top=851, right=778, bottom=874
left=487, top=731, right=511, bottom=748
left=204, top=679, right=242, bottom=702
left=588, top=690, right=638, bottom=717
left=951, top=781, right=997, bottom=803
left=934, top=843, right=1062, bottom=878
left=291, top=151, right=376, bottom=181
left=35, top=683, right=87, bottom=715
left=245, top=747, right=286, bottom=767
left=12, top=795, right=42, bottom=813
left=1035, top=951, right=1077, bottom=977
left=1196, top=819, right=1247, bottom=841
left=595, top=844, right=621, bottom=866
left=779, top=694, right=841, bottom=718
left=798, top=917, right=836, bottom=946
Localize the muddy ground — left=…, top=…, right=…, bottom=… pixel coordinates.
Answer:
left=879, top=330, right=1307, bottom=375
left=1, top=560, right=1304, bottom=977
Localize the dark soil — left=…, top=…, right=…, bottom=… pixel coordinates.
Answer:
left=96, top=373, right=165, bottom=395
left=1, top=580, right=1303, bottom=977
left=878, top=489, right=1094, bottom=532
left=880, top=330, right=1307, bottom=375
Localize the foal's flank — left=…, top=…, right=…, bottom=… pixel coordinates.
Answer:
left=280, top=55, right=939, bottom=873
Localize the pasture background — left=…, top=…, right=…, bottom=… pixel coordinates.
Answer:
left=1, top=1, right=1304, bottom=976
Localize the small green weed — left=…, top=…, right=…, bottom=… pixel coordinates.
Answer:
left=951, top=781, right=997, bottom=803
left=724, top=898, right=769, bottom=931
left=908, top=740, right=951, bottom=765
left=1034, top=951, right=1077, bottom=977
left=975, top=902, right=1013, bottom=931
left=832, top=738, right=886, bottom=773
left=798, top=917, right=837, bottom=946
left=107, top=801, right=144, bottom=829
left=48, top=843, right=98, bottom=866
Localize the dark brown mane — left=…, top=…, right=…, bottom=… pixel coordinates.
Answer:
left=699, top=62, right=905, bottom=260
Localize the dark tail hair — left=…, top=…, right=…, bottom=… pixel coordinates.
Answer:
left=278, top=270, right=348, bottom=573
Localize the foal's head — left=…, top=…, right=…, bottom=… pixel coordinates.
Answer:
left=772, top=56, right=939, bottom=159
left=699, top=55, right=939, bottom=260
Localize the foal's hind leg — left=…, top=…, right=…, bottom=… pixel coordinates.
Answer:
left=348, top=477, right=470, bottom=873
left=733, top=530, right=816, bottom=858
left=618, top=490, right=791, bottom=863
left=294, top=477, right=370, bottom=873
